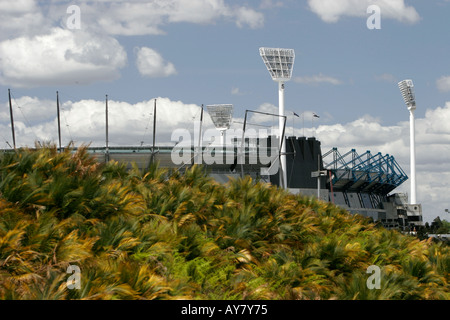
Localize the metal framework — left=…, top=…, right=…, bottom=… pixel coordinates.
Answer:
left=239, top=109, right=286, bottom=179
left=323, top=147, right=408, bottom=194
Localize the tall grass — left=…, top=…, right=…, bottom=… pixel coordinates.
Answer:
left=0, top=146, right=448, bottom=300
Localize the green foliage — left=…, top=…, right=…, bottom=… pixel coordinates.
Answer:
left=0, top=147, right=448, bottom=300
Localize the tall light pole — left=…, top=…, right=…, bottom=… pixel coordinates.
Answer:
left=260, top=47, right=295, bottom=189
left=398, top=79, right=417, bottom=205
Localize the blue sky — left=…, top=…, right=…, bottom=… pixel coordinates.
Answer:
left=0, top=0, right=449, bottom=222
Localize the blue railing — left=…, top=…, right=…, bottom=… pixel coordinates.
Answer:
left=323, top=148, right=408, bottom=191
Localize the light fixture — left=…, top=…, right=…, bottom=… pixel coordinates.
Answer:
left=398, top=79, right=417, bottom=205
left=206, top=104, right=233, bottom=146
left=260, top=47, right=296, bottom=189
left=398, top=79, right=416, bottom=110
left=259, top=48, right=295, bottom=82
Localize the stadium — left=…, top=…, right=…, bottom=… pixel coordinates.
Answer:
left=3, top=47, right=423, bottom=232
left=79, top=126, right=423, bottom=232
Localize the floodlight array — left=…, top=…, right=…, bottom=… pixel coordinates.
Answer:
left=398, top=79, right=416, bottom=108
left=259, top=47, right=295, bottom=82
left=206, top=104, right=233, bottom=131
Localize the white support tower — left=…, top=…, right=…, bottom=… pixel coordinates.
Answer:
left=398, top=79, right=417, bottom=205
left=206, top=104, right=233, bottom=146
left=259, top=47, right=295, bottom=189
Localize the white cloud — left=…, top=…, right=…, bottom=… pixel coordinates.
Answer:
left=248, top=103, right=278, bottom=124
left=0, top=1, right=265, bottom=39
left=231, top=87, right=241, bottom=95
left=436, top=76, right=450, bottom=92
left=231, top=87, right=247, bottom=96
left=294, top=74, right=343, bottom=85
left=0, top=96, right=55, bottom=125
left=166, top=0, right=225, bottom=24
left=422, top=104, right=450, bottom=135
left=0, top=0, right=47, bottom=40
left=58, top=0, right=265, bottom=36
left=0, top=28, right=127, bottom=88
left=62, top=97, right=200, bottom=146
left=165, top=0, right=264, bottom=30
left=308, top=0, right=420, bottom=24
left=135, top=47, right=177, bottom=78
left=234, top=6, right=264, bottom=29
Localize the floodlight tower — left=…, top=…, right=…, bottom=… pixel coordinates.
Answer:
left=206, top=104, right=233, bottom=146
left=260, top=47, right=295, bottom=189
left=398, top=79, right=417, bottom=205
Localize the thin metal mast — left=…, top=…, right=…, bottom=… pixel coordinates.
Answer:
left=240, top=110, right=248, bottom=178
left=105, top=94, right=109, bottom=162
left=151, top=98, right=157, bottom=166
left=56, top=91, right=62, bottom=152
left=196, top=105, right=204, bottom=165
left=8, top=89, right=16, bottom=150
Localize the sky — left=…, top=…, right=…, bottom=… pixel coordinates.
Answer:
left=0, top=0, right=449, bottom=223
